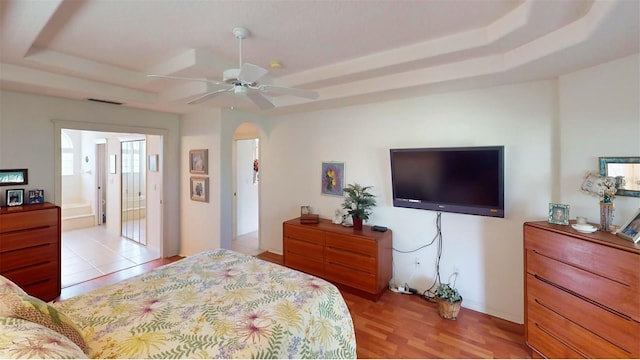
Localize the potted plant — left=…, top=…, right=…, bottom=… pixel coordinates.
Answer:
left=434, top=283, right=462, bottom=320
left=341, top=183, right=376, bottom=230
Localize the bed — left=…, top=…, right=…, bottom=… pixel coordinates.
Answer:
left=0, top=249, right=356, bottom=358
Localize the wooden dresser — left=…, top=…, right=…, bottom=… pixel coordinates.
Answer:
left=283, top=217, right=392, bottom=300
left=0, top=203, right=61, bottom=301
left=524, top=221, right=639, bottom=358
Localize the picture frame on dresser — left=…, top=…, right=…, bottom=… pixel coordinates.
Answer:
left=617, top=208, right=640, bottom=243
left=548, top=203, right=569, bottom=225
left=27, top=189, right=44, bottom=204
left=6, top=189, right=24, bottom=206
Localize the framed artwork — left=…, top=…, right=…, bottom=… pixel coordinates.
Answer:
left=149, top=154, right=159, bottom=172
left=617, top=208, right=640, bottom=243
left=548, top=203, right=569, bottom=225
left=0, top=169, right=28, bottom=186
left=109, top=154, right=117, bottom=174
left=28, top=189, right=44, bottom=204
left=6, top=189, right=24, bottom=207
left=321, top=162, right=345, bottom=196
left=189, top=149, right=208, bottom=174
left=190, top=176, right=209, bottom=202
left=300, top=206, right=311, bottom=215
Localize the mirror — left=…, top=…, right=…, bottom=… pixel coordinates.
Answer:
left=599, top=157, right=640, bottom=197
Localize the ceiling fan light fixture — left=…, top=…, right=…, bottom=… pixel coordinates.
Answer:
left=234, top=85, right=248, bottom=95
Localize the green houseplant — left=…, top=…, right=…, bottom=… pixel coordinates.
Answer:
left=434, top=283, right=462, bottom=320
left=341, top=183, right=376, bottom=230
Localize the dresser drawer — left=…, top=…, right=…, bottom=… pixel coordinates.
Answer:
left=527, top=320, right=585, bottom=359
left=526, top=273, right=639, bottom=356
left=324, top=262, right=376, bottom=293
left=527, top=248, right=638, bottom=320
left=284, top=237, right=323, bottom=261
left=0, top=208, right=58, bottom=233
left=0, top=242, right=59, bottom=273
left=284, top=252, right=324, bottom=278
left=1, top=261, right=60, bottom=301
left=528, top=294, right=633, bottom=358
left=525, top=226, right=639, bottom=287
left=284, top=224, right=324, bottom=245
left=326, top=233, right=376, bottom=256
left=325, top=246, right=377, bottom=273
left=0, top=226, right=58, bottom=252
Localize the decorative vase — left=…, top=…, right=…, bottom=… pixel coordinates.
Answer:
left=599, top=201, right=614, bottom=231
left=436, top=297, right=462, bottom=320
left=352, top=216, right=363, bottom=230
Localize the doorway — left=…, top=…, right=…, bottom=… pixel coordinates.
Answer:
left=59, top=129, right=162, bottom=288
left=232, top=125, right=260, bottom=255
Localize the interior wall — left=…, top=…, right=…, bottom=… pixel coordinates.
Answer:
left=558, top=53, right=640, bottom=223
left=235, top=138, right=259, bottom=236
left=179, top=109, right=223, bottom=256
left=259, top=80, right=556, bottom=323
left=0, top=90, right=181, bottom=256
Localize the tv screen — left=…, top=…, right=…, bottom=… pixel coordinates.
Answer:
left=390, top=146, right=504, bottom=217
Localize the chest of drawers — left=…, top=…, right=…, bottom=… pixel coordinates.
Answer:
left=524, top=221, right=639, bottom=358
left=283, top=217, right=392, bottom=300
left=1, top=203, right=61, bottom=301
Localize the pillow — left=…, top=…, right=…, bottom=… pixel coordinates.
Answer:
left=0, top=316, right=86, bottom=359
left=0, top=275, right=27, bottom=296
left=0, top=292, right=89, bottom=354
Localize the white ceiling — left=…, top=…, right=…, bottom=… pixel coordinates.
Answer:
left=1, top=0, right=638, bottom=115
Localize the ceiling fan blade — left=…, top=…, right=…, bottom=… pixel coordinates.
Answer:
left=147, top=74, right=226, bottom=87
left=259, top=85, right=319, bottom=99
left=238, top=63, right=268, bottom=84
left=246, top=90, right=275, bottom=110
left=187, top=89, right=231, bottom=105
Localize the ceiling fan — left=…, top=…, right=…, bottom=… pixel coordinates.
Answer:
left=148, top=27, right=318, bottom=110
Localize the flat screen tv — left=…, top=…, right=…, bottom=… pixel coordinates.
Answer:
left=390, top=146, right=504, bottom=218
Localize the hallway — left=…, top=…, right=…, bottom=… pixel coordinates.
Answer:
left=62, top=225, right=159, bottom=288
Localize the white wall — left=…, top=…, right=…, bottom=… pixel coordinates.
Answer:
left=0, top=90, right=181, bottom=256
left=258, top=80, right=555, bottom=323
left=558, top=54, right=640, bottom=223
left=179, top=109, right=223, bottom=256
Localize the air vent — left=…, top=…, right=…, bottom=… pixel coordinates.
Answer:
left=86, top=98, right=123, bottom=105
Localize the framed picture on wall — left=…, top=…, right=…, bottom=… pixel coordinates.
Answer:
left=321, top=162, right=345, bottom=196
left=190, top=177, right=209, bottom=202
left=149, top=154, right=159, bottom=172
left=0, top=169, right=28, bottom=186
left=6, top=189, right=24, bottom=207
left=189, top=149, right=208, bottom=174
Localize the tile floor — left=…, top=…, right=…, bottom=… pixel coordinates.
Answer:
left=62, top=225, right=159, bottom=288
left=62, top=227, right=260, bottom=288
left=231, top=231, right=260, bottom=255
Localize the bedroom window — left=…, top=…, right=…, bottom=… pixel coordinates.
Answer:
left=61, top=132, right=74, bottom=176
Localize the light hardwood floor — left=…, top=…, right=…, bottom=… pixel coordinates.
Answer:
left=58, top=251, right=531, bottom=359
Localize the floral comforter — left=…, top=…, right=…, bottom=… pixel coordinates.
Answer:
left=53, top=249, right=356, bottom=358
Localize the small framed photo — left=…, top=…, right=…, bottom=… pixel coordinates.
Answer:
left=190, top=177, right=209, bottom=202
left=28, top=189, right=44, bottom=204
left=617, top=208, right=640, bottom=243
left=189, top=149, right=208, bottom=174
left=301, top=206, right=311, bottom=215
left=6, top=189, right=24, bottom=207
left=149, top=154, right=159, bottom=172
left=548, top=203, right=570, bottom=225
left=321, top=161, right=345, bottom=196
